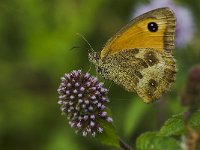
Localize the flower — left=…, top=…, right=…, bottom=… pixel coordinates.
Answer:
left=132, top=0, right=195, bottom=48
left=181, top=66, right=200, bottom=107
left=57, top=70, right=113, bottom=137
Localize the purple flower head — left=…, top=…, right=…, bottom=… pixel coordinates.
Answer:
left=132, top=0, right=195, bottom=48
left=57, top=70, right=112, bottom=136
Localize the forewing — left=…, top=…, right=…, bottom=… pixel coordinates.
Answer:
left=100, top=7, right=176, bottom=58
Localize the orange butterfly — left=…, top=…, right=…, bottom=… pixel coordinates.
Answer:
left=89, top=7, right=176, bottom=103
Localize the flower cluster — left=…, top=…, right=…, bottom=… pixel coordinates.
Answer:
left=57, top=70, right=113, bottom=136
left=132, top=0, right=195, bottom=48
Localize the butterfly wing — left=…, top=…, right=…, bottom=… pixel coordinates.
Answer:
left=91, top=7, right=177, bottom=103
left=98, top=48, right=176, bottom=103
left=100, top=7, right=176, bottom=58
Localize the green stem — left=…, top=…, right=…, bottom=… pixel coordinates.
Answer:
left=119, top=138, right=132, bottom=150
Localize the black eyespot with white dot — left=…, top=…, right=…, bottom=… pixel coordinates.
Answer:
left=147, top=22, right=158, bottom=32
left=144, top=51, right=158, bottom=66
left=148, top=79, right=157, bottom=88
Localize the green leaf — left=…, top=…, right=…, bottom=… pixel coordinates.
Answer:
left=96, top=108, right=120, bottom=149
left=159, top=113, right=186, bottom=136
left=136, top=132, right=182, bottom=150
left=96, top=119, right=120, bottom=149
left=188, top=109, right=200, bottom=130
left=123, top=98, right=149, bottom=138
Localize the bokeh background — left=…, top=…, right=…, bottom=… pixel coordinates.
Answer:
left=0, top=0, right=200, bottom=150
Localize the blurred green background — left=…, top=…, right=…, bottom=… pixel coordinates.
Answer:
left=0, top=0, right=200, bottom=150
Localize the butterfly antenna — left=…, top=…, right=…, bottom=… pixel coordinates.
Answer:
left=76, top=33, right=94, bottom=53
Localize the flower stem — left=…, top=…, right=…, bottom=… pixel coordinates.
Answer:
left=119, top=138, right=132, bottom=150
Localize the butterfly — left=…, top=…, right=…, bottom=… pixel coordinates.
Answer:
left=88, top=7, right=176, bottom=103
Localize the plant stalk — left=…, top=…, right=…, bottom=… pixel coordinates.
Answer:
left=119, top=138, right=132, bottom=150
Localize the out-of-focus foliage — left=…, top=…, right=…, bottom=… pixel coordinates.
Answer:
left=160, top=113, right=186, bottom=136
left=0, top=0, right=200, bottom=150
left=136, top=109, right=200, bottom=150
left=136, top=132, right=182, bottom=150
left=159, top=110, right=200, bottom=136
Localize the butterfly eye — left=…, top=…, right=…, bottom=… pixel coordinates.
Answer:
left=147, top=22, right=158, bottom=32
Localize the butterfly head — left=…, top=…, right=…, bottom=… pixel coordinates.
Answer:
left=88, top=52, right=107, bottom=77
